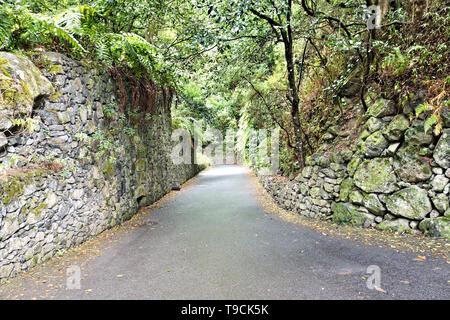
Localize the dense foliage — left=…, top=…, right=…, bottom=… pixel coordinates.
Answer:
left=0, top=0, right=448, bottom=176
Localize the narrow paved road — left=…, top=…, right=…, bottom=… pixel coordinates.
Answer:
left=1, top=165, right=449, bottom=299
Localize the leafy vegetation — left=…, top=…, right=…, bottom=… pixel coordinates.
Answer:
left=0, top=0, right=448, bottom=176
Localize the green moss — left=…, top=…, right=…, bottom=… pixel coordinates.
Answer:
left=48, top=64, right=63, bottom=75
left=28, top=202, right=47, bottom=217
left=0, top=56, right=12, bottom=78
left=48, top=91, right=62, bottom=101
left=29, top=255, right=39, bottom=268
left=422, top=166, right=431, bottom=175
left=376, top=223, right=411, bottom=234
left=347, top=157, right=361, bottom=177
left=103, top=159, right=116, bottom=178
left=339, top=178, right=354, bottom=202
left=376, top=222, right=396, bottom=232
left=331, top=202, right=365, bottom=227
left=21, top=80, right=31, bottom=97
left=1, top=178, right=25, bottom=204
left=42, top=253, right=52, bottom=262
left=0, top=170, right=50, bottom=205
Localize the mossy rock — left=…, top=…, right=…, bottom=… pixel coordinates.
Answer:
left=418, top=217, right=450, bottom=239
left=365, top=117, right=384, bottom=133
left=404, top=121, right=433, bottom=146
left=347, top=157, right=361, bottom=177
left=354, top=158, right=398, bottom=193
left=383, top=114, right=409, bottom=141
left=331, top=202, right=365, bottom=227
left=25, top=201, right=48, bottom=225
left=376, top=218, right=411, bottom=233
left=394, top=146, right=432, bottom=183
left=0, top=177, right=25, bottom=204
left=359, top=129, right=371, bottom=141
left=361, top=131, right=388, bottom=158
left=433, top=129, right=450, bottom=168
left=385, top=186, right=432, bottom=220
left=349, top=190, right=364, bottom=205
left=0, top=52, right=53, bottom=131
left=365, top=99, right=397, bottom=118
left=339, top=178, right=354, bottom=201
left=362, top=193, right=385, bottom=216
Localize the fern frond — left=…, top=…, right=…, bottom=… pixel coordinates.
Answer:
left=29, top=13, right=86, bottom=53
left=0, top=8, right=14, bottom=50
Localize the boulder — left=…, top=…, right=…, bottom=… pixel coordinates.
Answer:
left=433, top=129, right=449, bottom=168
left=404, top=121, right=433, bottom=146
left=394, top=147, right=432, bottom=183
left=431, top=175, right=449, bottom=192
left=431, top=194, right=449, bottom=214
left=385, top=187, right=432, bottom=220
left=339, top=178, right=354, bottom=202
left=365, top=99, right=397, bottom=118
left=347, top=157, right=361, bottom=177
left=0, top=52, right=53, bottom=131
left=376, top=218, right=411, bottom=232
left=362, top=193, right=386, bottom=216
left=361, top=131, right=388, bottom=158
left=418, top=217, right=450, bottom=239
left=348, top=190, right=363, bottom=205
left=354, top=158, right=398, bottom=193
left=383, top=114, right=409, bottom=141
left=331, top=202, right=366, bottom=227
left=365, top=117, right=384, bottom=133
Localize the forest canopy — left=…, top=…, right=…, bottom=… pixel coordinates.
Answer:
left=1, top=0, right=449, bottom=176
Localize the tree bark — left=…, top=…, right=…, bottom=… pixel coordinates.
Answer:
left=250, top=3, right=306, bottom=168
left=280, top=10, right=305, bottom=168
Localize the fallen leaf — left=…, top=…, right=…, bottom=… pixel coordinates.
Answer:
left=375, top=287, right=387, bottom=293
left=413, top=255, right=427, bottom=261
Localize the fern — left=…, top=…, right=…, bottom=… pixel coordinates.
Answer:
left=0, top=8, right=14, bottom=50
left=1, top=3, right=168, bottom=84
left=28, top=12, right=86, bottom=52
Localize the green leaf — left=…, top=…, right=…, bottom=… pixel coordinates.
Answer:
left=415, top=103, right=433, bottom=117
left=424, top=114, right=437, bottom=134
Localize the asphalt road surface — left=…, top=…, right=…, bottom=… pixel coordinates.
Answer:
left=1, top=165, right=449, bottom=299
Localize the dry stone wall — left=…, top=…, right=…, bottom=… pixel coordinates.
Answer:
left=259, top=99, right=450, bottom=239
left=0, top=52, right=202, bottom=280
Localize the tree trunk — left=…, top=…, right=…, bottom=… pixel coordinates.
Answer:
left=281, top=30, right=305, bottom=169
